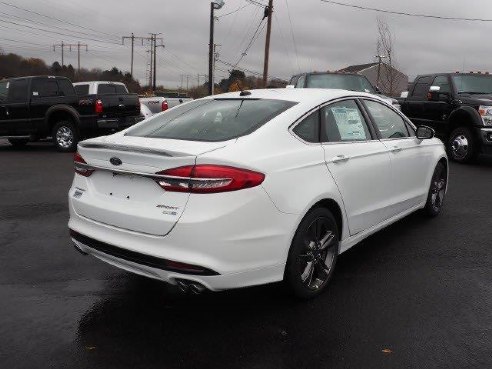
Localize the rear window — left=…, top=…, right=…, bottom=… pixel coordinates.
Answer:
left=126, top=98, right=297, bottom=142
left=74, top=84, right=89, bottom=95
left=97, top=84, right=128, bottom=94
left=58, top=79, right=75, bottom=96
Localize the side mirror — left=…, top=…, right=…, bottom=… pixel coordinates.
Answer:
left=427, top=85, right=449, bottom=101
left=375, top=86, right=382, bottom=94
left=416, top=125, right=435, bottom=140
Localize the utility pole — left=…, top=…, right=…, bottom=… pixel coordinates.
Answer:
left=122, top=34, right=154, bottom=79
left=150, top=33, right=164, bottom=91
left=209, top=1, right=225, bottom=95
left=53, top=41, right=65, bottom=66
left=375, top=54, right=387, bottom=88
left=262, top=0, right=274, bottom=87
left=54, top=42, right=88, bottom=71
left=75, top=42, right=88, bottom=73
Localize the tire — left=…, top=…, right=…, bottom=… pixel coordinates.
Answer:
left=424, top=162, right=447, bottom=217
left=8, top=138, right=29, bottom=147
left=284, top=207, right=339, bottom=299
left=52, top=120, right=79, bottom=152
left=448, top=127, right=477, bottom=163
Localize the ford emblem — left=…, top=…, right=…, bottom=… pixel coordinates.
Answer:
left=110, top=157, right=122, bottom=166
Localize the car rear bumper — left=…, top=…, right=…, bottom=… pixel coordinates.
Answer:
left=68, top=186, right=298, bottom=291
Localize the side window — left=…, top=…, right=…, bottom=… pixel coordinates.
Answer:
left=97, top=84, right=117, bottom=94
left=74, top=84, right=89, bottom=95
left=31, top=79, right=58, bottom=97
left=364, top=100, right=410, bottom=139
left=296, top=75, right=305, bottom=88
left=7, top=79, right=28, bottom=103
left=57, top=79, right=75, bottom=97
left=0, top=81, right=9, bottom=103
left=292, top=110, right=320, bottom=143
left=411, top=76, right=433, bottom=98
left=321, top=99, right=371, bottom=142
left=432, top=75, right=450, bottom=93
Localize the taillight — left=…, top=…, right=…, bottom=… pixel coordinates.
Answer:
left=161, top=100, right=169, bottom=112
left=74, top=152, right=94, bottom=177
left=95, top=99, right=103, bottom=114
left=155, top=165, right=265, bottom=193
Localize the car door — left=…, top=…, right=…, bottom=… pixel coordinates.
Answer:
left=424, top=75, right=454, bottom=137
left=320, top=98, right=393, bottom=235
left=0, top=80, right=9, bottom=135
left=5, top=78, right=30, bottom=135
left=362, top=99, right=432, bottom=217
left=403, top=75, right=433, bottom=126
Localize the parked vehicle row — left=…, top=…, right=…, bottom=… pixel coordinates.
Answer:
left=288, top=71, right=402, bottom=110
left=68, top=88, right=447, bottom=298
left=397, top=72, right=492, bottom=163
left=0, top=76, right=142, bottom=151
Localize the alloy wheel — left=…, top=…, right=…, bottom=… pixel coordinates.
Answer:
left=430, top=167, right=446, bottom=212
left=56, top=126, right=74, bottom=149
left=298, top=217, right=337, bottom=290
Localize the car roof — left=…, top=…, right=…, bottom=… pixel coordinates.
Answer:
left=73, top=81, right=126, bottom=85
left=210, top=88, right=378, bottom=105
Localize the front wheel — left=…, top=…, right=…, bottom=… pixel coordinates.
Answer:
left=52, top=121, right=78, bottom=152
left=448, top=127, right=477, bottom=163
left=284, top=207, right=339, bottom=299
left=424, top=162, right=447, bottom=217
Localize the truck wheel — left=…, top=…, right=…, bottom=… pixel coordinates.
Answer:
left=8, top=138, right=29, bottom=147
left=448, top=127, right=477, bottom=163
left=52, top=120, right=78, bottom=152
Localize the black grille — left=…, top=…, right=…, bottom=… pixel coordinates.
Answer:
left=69, top=229, right=219, bottom=276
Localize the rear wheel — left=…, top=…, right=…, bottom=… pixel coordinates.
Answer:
left=52, top=120, right=78, bottom=152
left=424, top=162, right=447, bottom=217
left=284, top=207, right=339, bottom=299
left=8, top=138, right=29, bottom=147
left=448, top=127, right=477, bottom=163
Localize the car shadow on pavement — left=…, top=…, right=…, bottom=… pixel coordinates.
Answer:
left=74, top=211, right=433, bottom=368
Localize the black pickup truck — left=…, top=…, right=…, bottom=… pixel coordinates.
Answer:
left=0, top=76, right=141, bottom=151
left=399, top=72, right=492, bottom=163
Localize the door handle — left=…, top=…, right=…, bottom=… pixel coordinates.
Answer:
left=331, top=155, right=350, bottom=163
left=390, top=145, right=402, bottom=153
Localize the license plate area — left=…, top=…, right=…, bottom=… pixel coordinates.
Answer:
left=107, top=172, right=157, bottom=201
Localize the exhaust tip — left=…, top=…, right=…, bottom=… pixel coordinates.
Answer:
left=175, top=279, right=207, bottom=294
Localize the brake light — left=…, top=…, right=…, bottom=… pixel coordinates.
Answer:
left=95, top=99, right=103, bottom=114
left=161, top=100, right=169, bottom=112
left=74, top=152, right=94, bottom=177
left=155, top=165, right=265, bottom=193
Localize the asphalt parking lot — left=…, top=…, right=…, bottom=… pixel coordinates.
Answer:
left=0, top=139, right=491, bottom=369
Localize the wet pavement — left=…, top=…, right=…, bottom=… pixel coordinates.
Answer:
left=1, top=139, right=491, bottom=369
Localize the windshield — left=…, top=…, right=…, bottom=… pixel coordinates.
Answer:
left=452, top=75, right=492, bottom=94
left=126, top=98, right=297, bottom=142
left=306, top=74, right=376, bottom=93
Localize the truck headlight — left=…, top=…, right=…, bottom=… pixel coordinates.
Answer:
left=478, top=105, right=492, bottom=126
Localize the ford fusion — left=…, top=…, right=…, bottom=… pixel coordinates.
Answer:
left=68, top=89, right=448, bottom=298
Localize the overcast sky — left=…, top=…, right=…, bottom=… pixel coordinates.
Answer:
left=1, top=0, right=491, bottom=88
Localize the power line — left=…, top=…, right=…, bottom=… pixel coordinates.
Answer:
left=320, top=0, right=492, bottom=22
left=233, top=18, right=266, bottom=69
left=0, top=1, right=121, bottom=37
left=218, top=3, right=250, bottom=18
left=284, top=0, right=300, bottom=73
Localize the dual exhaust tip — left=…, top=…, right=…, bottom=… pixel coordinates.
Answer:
left=175, top=279, right=207, bottom=294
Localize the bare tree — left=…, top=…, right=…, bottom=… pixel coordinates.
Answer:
left=376, top=18, right=404, bottom=96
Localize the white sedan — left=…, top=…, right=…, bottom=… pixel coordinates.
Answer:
left=68, top=89, right=448, bottom=298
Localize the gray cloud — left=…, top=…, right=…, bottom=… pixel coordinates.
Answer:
left=1, top=0, right=492, bottom=87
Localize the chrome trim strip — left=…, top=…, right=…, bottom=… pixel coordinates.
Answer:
left=78, top=143, right=174, bottom=157
left=74, top=162, right=227, bottom=182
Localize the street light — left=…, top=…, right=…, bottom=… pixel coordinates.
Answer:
left=209, top=0, right=225, bottom=95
